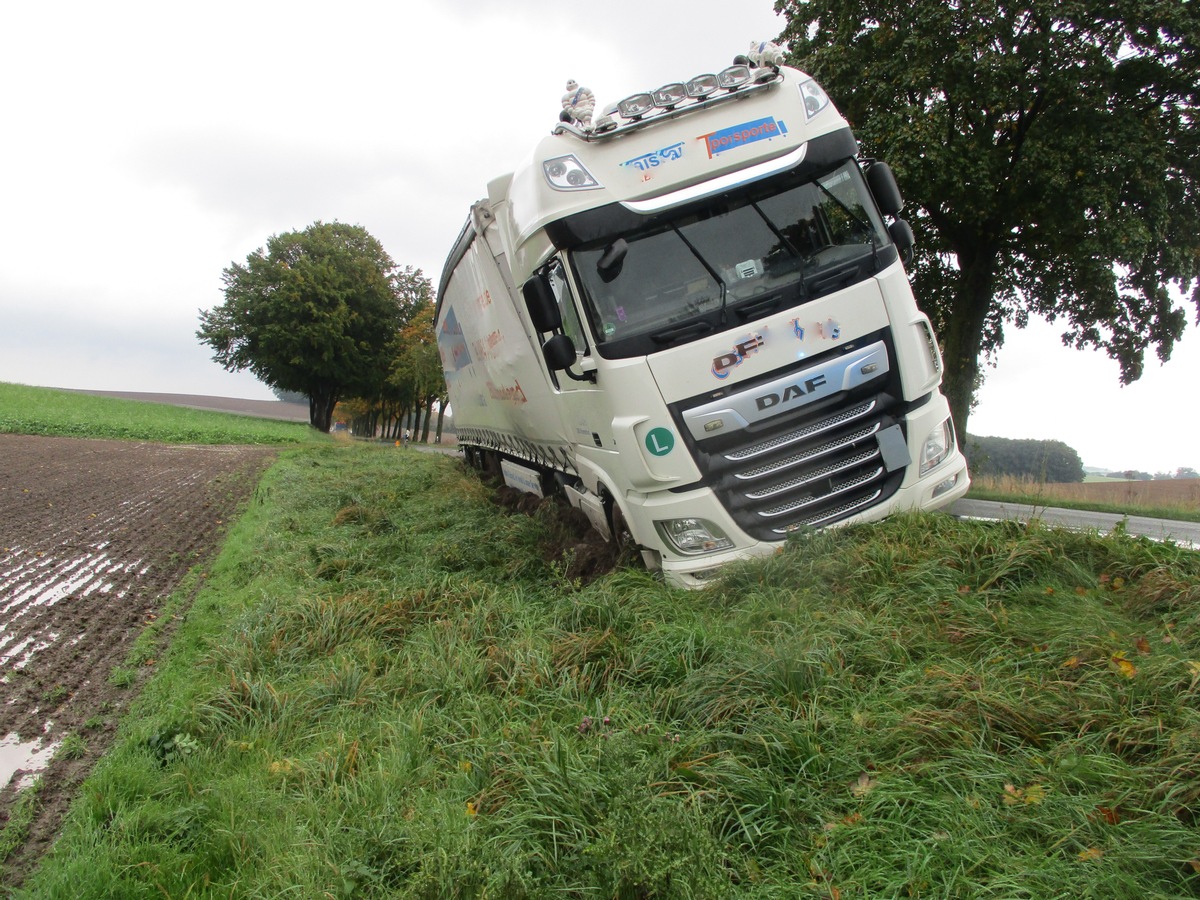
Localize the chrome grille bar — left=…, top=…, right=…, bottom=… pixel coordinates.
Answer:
left=771, top=489, right=884, bottom=533
left=756, top=466, right=885, bottom=518
left=734, top=422, right=881, bottom=481
left=724, top=399, right=877, bottom=462
left=743, top=447, right=881, bottom=500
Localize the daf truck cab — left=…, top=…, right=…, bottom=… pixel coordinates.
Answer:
left=437, top=45, right=969, bottom=587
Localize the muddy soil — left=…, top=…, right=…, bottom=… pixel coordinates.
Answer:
left=490, top=484, right=629, bottom=584
left=0, top=434, right=276, bottom=889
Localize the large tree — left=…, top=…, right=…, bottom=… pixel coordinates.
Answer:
left=776, top=0, right=1200, bottom=436
left=198, top=222, right=405, bottom=432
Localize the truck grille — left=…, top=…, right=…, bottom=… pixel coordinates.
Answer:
left=670, top=336, right=905, bottom=541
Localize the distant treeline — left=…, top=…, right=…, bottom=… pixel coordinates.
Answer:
left=1100, top=467, right=1200, bottom=481
left=964, top=435, right=1084, bottom=483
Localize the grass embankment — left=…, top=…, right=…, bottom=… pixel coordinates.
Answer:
left=16, top=444, right=1200, bottom=898
left=968, top=473, right=1200, bottom=523
left=0, top=383, right=315, bottom=445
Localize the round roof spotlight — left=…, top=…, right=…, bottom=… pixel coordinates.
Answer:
left=652, top=82, right=687, bottom=110
left=685, top=73, right=719, bottom=100
left=717, top=65, right=752, bottom=90
left=617, top=92, right=655, bottom=120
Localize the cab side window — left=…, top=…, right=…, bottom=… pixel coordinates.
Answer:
left=548, top=259, right=588, bottom=356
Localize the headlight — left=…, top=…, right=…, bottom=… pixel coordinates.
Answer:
left=799, top=79, right=831, bottom=119
left=920, top=418, right=954, bottom=476
left=655, top=517, right=734, bottom=556
left=542, top=155, right=601, bottom=191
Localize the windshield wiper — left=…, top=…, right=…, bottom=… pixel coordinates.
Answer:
left=650, top=321, right=716, bottom=345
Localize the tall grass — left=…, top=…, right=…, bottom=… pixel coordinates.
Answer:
left=16, top=445, right=1200, bottom=898
left=969, top=472, right=1200, bottom=522
left=0, top=383, right=317, bottom=444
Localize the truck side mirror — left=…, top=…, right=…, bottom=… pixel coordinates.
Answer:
left=889, top=218, right=915, bottom=262
left=522, top=273, right=562, bottom=333
left=542, top=333, right=577, bottom=371
left=597, top=238, right=628, bottom=284
left=866, top=162, right=904, bottom=217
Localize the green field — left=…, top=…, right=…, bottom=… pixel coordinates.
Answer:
left=1, top=388, right=1196, bottom=897
left=0, top=383, right=318, bottom=445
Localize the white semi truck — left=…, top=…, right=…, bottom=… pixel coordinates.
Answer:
left=436, top=45, right=969, bottom=587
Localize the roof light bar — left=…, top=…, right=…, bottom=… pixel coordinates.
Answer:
left=553, top=42, right=788, bottom=138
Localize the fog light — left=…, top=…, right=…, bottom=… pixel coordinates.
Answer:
left=932, top=473, right=959, bottom=498
left=920, top=418, right=953, bottom=476
left=655, top=517, right=734, bottom=556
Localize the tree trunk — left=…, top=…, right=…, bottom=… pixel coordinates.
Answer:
left=421, top=396, right=435, bottom=443
left=308, top=386, right=338, bottom=433
left=435, top=401, right=446, bottom=443
left=935, top=248, right=998, bottom=442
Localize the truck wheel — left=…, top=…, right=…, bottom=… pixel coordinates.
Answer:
left=608, top=500, right=635, bottom=556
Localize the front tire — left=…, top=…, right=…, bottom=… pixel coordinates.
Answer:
left=607, top=499, right=636, bottom=558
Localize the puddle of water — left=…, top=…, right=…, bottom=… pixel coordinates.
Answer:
left=1, top=731, right=60, bottom=792
left=6, top=633, right=59, bottom=671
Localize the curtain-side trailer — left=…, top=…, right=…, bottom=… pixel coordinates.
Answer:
left=436, top=45, right=970, bottom=587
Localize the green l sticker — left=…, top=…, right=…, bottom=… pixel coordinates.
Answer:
left=645, top=427, right=675, bottom=457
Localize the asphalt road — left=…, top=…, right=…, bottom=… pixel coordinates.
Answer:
left=949, top=498, right=1200, bottom=548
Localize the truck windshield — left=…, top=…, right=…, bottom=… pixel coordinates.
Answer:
left=571, top=160, right=890, bottom=351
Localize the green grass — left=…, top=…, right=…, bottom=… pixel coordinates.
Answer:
left=0, top=382, right=318, bottom=445
left=15, top=443, right=1200, bottom=898
left=0, top=782, right=43, bottom=870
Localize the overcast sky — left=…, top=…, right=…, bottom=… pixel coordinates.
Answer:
left=2, top=0, right=1196, bottom=474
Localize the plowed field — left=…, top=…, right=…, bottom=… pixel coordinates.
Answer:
left=0, top=434, right=275, bottom=885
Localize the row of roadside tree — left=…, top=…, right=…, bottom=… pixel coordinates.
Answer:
left=197, top=222, right=442, bottom=436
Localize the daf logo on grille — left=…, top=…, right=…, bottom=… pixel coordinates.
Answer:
left=680, top=340, right=890, bottom=444
left=754, top=374, right=829, bottom=410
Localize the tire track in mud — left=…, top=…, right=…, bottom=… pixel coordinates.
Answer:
left=0, top=434, right=276, bottom=887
